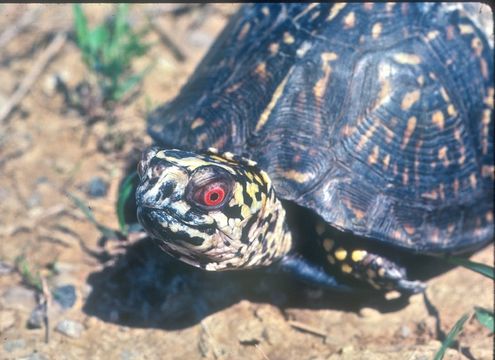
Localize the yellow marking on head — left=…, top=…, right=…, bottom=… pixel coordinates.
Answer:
left=323, top=238, right=335, bottom=252
left=382, top=154, right=391, bottom=170
left=401, top=90, right=421, bottom=110
left=438, top=146, right=449, bottom=167
left=255, top=69, right=292, bottom=132
left=469, top=174, right=477, bottom=189
left=191, top=118, right=205, bottom=129
left=447, top=104, right=457, bottom=117
left=327, top=254, right=336, bottom=265
left=241, top=204, right=251, bottom=219
left=426, top=30, right=439, bottom=41
left=393, top=53, right=422, bottom=65
left=368, top=145, right=379, bottom=165
left=315, top=221, right=326, bottom=235
left=334, top=247, right=347, bottom=261
left=313, top=52, right=338, bottom=99
left=254, top=62, right=267, bottom=80
left=245, top=182, right=260, bottom=205
left=259, top=170, right=272, bottom=187
left=351, top=250, right=367, bottom=262
left=377, top=268, right=386, bottom=277
left=432, top=111, right=445, bottom=130
left=283, top=32, right=295, bottom=44
left=343, top=11, right=356, bottom=29
left=400, top=116, right=417, bottom=149
left=238, top=22, right=251, bottom=41
left=341, top=263, right=353, bottom=273
left=269, top=42, right=279, bottom=55
left=327, top=3, right=346, bottom=21
left=371, top=22, right=382, bottom=39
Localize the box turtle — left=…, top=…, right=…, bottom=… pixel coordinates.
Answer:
left=136, top=3, right=494, bottom=294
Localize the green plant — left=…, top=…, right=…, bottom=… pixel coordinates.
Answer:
left=15, top=256, right=42, bottom=291
left=73, top=4, right=151, bottom=102
left=434, top=257, right=494, bottom=359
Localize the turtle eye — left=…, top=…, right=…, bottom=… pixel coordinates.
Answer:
left=194, top=182, right=228, bottom=208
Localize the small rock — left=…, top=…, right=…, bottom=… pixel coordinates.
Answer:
left=52, top=285, right=77, bottom=309
left=21, top=353, right=48, bottom=360
left=27, top=192, right=42, bottom=208
left=399, top=324, right=411, bottom=338
left=27, top=305, right=44, bottom=329
left=358, top=307, right=381, bottom=319
left=0, top=260, right=14, bottom=275
left=86, top=176, right=109, bottom=198
left=3, top=339, right=27, bottom=352
left=1, top=286, right=36, bottom=311
left=0, top=309, right=16, bottom=332
left=55, top=319, right=84, bottom=338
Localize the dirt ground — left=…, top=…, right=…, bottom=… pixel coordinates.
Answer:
left=0, top=4, right=493, bottom=360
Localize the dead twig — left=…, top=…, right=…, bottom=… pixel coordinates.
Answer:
left=0, top=32, right=67, bottom=123
left=288, top=320, right=327, bottom=339
left=40, top=277, right=51, bottom=343
left=0, top=6, right=41, bottom=49
left=149, top=19, right=187, bottom=62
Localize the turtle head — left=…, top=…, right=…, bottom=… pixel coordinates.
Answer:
left=136, top=147, right=292, bottom=270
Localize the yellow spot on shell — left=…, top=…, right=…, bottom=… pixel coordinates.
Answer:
left=400, top=116, right=417, bottom=149
left=281, top=169, right=314, bottom=183
left=459, top=24, right=475, bottom=34
left=404, top=224, right=415, bottom=235
left=283, top=32, right=295, bottom=44
left=432, top=111, right=445, bottom=130
left=351, top=250, right=367, bottom=262
left=341, top=264, right=353, bottom=273
left=482, top=165, right=495, bottom=179
left=191, top=118, right=205, bottom=129
left=313, top=52, right=338, bottom=99
left=471, top=37, right=483, bottom=57
left=440, top=87, right=450, bottom=102
left=226, top=82, right=242, bottom=94
left=487, top=211, right=493, bottom=223
left=393, top=53, right=422, bottom=65
left=254, top=62, right=267, bottom=80
left=255, top=69, right=292, bottom=132
left=401, top=90, right=421, bottom=110
left=327, top=254, right=336, bottom=265
left=269, top=42, right=279, bottom=55
left=426, top=30, right=439, bottom=41
left=323, top=238, right=335, bottom=252
left=327, top=3, right=347, bottom=21
left=368, top=145, right=379, bottom=165
left=315, top=221, right=326, bottom=235
left=383, top=154, right=391, bottom=170
left=261, top=6, right=270, bottom=16
left=484, top=88, right=494, bottom=108
left=343, top=11, right=356, bottom=29
left=469, top=174, right=477, bottom=189
left=371, top=22, right=382, bottom=39
left=334, top=247, right=347, bottom=261
left=363, top=3, right=374, bottom=11
left=377, top=268, right=386, bottom=277
left=438, top=146, right=449, bottom=167
left=356, top=122, right=378, bottom=151
left=447, top=104, right=457, bottom=117
left=238, top=22, right=251, bottom=41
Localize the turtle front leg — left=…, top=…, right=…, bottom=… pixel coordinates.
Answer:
left=316, top=223, right=426, bottom=294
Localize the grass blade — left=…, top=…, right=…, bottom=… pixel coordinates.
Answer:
left=474, top=306, right=494, bottom=333
left=445, top=256, right=494, bottom=279
left=116, top=171, right=138, bottom=235
left=434, top=313, right=470, bottom=360
left=69, top=193, right=122, bottom=239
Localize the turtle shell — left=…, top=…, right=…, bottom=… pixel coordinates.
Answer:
left=148, top=4, right=494, bottom=253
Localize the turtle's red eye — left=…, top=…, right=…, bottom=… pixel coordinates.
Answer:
left=203, top=186, right=225, bottom=206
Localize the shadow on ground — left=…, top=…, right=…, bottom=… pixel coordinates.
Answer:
left=83, top=236, right=456, bottom=330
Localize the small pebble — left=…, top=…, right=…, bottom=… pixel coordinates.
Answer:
left=86, top=176, right=109, bottom=198
left=27, top=305, right=44, bottom=329
left=52, top=285, right=77, bottom=309
left=55, top=319, right=84, bottom=338
left=358, top=307, right=381, bottom=319
left=3, top=339, right=27, bottom=352
left=27, top=192, right=42, bottom=208
left=0, top=260, right=14, bottom=275
left=399, top=324, right=411, bottom=338
left=1, top=286, right=36, bottom=311
left=23, top=353, right=48, bottom=360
